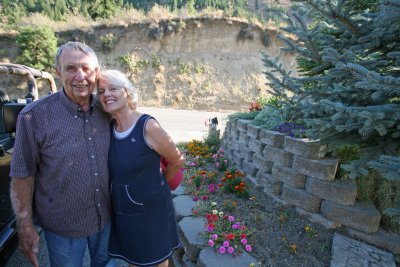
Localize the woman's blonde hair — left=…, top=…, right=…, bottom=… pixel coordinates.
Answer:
left=98, top=69, right=138, bottom=110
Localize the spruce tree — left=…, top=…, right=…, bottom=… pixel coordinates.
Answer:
left=261, top=0, right=400, bottom=217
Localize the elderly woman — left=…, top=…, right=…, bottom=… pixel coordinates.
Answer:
left=97, top=70, right=185, bottom=267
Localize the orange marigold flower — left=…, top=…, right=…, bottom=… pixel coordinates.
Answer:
left=235, top=185, right=239, bottom=190
left=218, top=183, right=223, bottom=187
left=222, top=177, right=227, bottom=182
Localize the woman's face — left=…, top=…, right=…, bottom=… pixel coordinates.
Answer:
left=97, top=79, right=129, bottom=114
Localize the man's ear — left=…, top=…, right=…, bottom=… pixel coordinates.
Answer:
left=55, top=67, right=61, bottom=80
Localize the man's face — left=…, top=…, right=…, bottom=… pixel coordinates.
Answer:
left=56, top=48, right=98, bottom=105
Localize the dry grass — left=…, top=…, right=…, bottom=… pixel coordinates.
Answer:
left=0, top=5, right=283, bottom=35
left=147, top=4, right=176, bottom=22
left=17, top=13, right=94, bottom=32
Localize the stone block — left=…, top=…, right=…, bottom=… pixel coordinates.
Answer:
left=229, top=118, right=238, bottom=128
left=272, top=165, right=306, bottom=188
left=230, top=141, right=241, bottom=152
left=198, top=247, right=260, bottom=267
left=263, top=145, right=293, bottom=167
left=295, top=207, right=341, bottom=229
left=330, top=233, right=395, bottom=267
left=257, top=172, right=282, bottom=195
left=172, top=184, right=187, bottom=198
left=321, top=201, right=381, bottom=233
left=238, top=147, right=252, bottom=162
left=259, top=129, right=285, bottom=148
left=292, top=156, right=338, bottom=181
left=281, top=185, right=321, bottom=212
left=305, top=177, right=356, bottom=206
left=242, top=160, right=258, bottom=177
left=173, top=195, right=195, bottom=221
left=178, top=217, right=207, bottom=262
left=252, top=154, right=274, bottom=173
left=230, top=128, right=239, bottom=140
left=236, top=119, right=252, bottom=133
left=246, top=175, right=257, bottom=186
left=283, top=136, right=326, bottom=159
left=238, top=132, right=250, bottom=146
left=248, top=139, right=265, bottom=156
left=231, top=151, right=243, bottom=167
left=346, top=227, right=400, bottom=255
left=182, top=253, right=197, bottom=267
left=247, top=124, right=262, bottom=139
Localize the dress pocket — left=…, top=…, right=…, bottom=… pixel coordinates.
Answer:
left=112, top=184, right=145, bottom=216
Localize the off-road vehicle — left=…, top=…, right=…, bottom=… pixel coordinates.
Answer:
left=0, top=63, right=56, bottom=265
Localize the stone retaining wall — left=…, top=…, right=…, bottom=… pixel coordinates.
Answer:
left=221, top=119, right=400, bottom=254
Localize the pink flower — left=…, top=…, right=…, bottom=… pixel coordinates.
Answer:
left=202, top=195, right=208, bottom=201
left=193, top=196, right=198, bottom=201
left=223, top=240, right=230, bottom=247
left=207, top=225, right=214, bottom=232
left=245, top=245, right=252, bottom=252
left=215, top=162, right=220, bottom=167
left=228, top=216, right=235, bottom=222
left=224, top=159, right=228, bottom=164
left=219, top=246, right=226, bottom=254
left=211, top=234, right=218, bottom=240
left=227, top=247, right=234, bottom=254
left=241, top=238, right=248, bottom=245
left=208, top=239, right=214, bottom=247
left=232, top=223, right=240, bottom=230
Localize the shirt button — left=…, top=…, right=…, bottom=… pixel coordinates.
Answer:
left=88, top=137, right=92, bottom=140
left=74, top=115, right=78, bottom=119
left=96, top=188, right=99, bottom=192
left=97, top=204, right=101, bottom=207
left=91, top=155, right=95, bottom=158
left=94, top=173, right=98, bottom=176
left=86, top=120, right=89, bottom=123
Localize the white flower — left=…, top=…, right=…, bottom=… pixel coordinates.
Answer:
left=219, top=211, right=224, bottom=217
left=211, top=202, right=217, bottom=207
left=212, top=210, right=218, bottom=215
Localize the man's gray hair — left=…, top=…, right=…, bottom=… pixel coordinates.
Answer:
left=55, top=42, right=99, bottom=71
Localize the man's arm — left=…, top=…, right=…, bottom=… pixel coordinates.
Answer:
left=10, top=176, right=39, bottom=267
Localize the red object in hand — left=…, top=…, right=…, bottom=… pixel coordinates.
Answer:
left=160, top=157, right=183, bottom=190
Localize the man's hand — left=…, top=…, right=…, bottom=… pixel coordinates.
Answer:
left=10, top=177, right=38, bottom=266
left=18, top=225, right=40, bottom=267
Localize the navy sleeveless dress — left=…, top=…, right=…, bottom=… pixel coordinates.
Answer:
left=108, top=114, right=181, bottom=266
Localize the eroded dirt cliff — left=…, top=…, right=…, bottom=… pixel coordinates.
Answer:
left=0, top=18, right=296, bottom=111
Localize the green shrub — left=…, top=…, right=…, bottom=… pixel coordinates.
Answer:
left=16, top=26, right=57, bottom=71
left=178, top=62, right=192, bottom=75
left=151, top=54, right=161, bottom=70
left=258, top=95, right=282, bottom=108
left=118, top=53, right=149, bottom=75
left=253, top=106, right=286, bottom=130
left=100, top=33, right=115, bottom=50
left=228, top=111, right=259, bottom=121
left=335, top=144, right=360, bottom=181
left=204, top=130, right=220, bottom=152
left=356, top=170, right=400, bottom=234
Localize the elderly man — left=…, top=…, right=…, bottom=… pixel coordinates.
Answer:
left=10, top=42, right=113, bottom=267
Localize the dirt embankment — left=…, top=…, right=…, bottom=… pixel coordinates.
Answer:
left=0, top=18, right=297, bottom=111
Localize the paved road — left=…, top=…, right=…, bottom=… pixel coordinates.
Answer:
left=138, top=107, right=231, bottom=143
left=4, top=107, right=233, bottom=267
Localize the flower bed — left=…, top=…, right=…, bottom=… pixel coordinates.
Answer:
left=179, top=139, right=334, bottom=265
